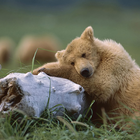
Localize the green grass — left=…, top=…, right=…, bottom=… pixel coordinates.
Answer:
left=1, top=3, right=140, bottom=139
left=1, top=106, right=140, bottom=140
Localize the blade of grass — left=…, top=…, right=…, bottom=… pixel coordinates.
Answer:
left=31, top=47, right=56, bottom=73
left=37, top=48, right=57, bottom=53
left=76, top=114, right=82, bottom=122
left=31, top=48, right=38, bottom=73
left=84, top=100, right=95, bottom=120
left=44, top=77, right=52, bottom=119
left=87, top=108, right=93, bottom=122
left=46, top=77, right=51, bottom=110
left=49, top=104, right=65, bottom=111
left=71, top=121, right=89, bottom=128
left=21, top=120, right=34, bottom=137
left=57, top=116, right=77, bottom=135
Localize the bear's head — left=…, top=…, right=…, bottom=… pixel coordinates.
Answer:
left=55, top=26, right=101, bottom=78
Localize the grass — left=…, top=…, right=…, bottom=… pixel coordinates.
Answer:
left=0, top=3, right=140, bottom=139
left=1, top=106, right=140, bottom=140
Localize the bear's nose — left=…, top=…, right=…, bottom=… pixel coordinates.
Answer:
left=80, top=68, right=91, bottom=78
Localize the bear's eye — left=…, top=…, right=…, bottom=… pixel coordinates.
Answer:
left=82, top=53, right=86, bottom=58
left=71, top=62, right=75, bottom=66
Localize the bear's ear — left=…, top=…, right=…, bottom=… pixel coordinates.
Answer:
left=55, top=50, right=65, bottom=60
left=81, top=26, right=94, bottom=42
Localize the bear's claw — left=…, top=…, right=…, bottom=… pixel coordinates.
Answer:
left=38, top=68, right=46, bottom=73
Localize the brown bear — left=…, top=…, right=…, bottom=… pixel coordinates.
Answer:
left=33, top=26, right=140, bottom=123
left=0, top=37, right=15, bottom=65
left=15, top=35, right=61, bottom=64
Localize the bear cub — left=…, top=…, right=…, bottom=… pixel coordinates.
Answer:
left=33, top=26, right=140, bottom=121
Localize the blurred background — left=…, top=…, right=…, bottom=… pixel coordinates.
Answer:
left=0, top=0, right=140, bottom=77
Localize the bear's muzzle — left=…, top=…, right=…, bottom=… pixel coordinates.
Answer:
left=80, top=68, right=92, bottom=78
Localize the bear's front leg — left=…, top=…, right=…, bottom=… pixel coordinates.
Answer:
left=32, top=62, right=72, bottom=79
left=32, top=62, right=58, bottom=75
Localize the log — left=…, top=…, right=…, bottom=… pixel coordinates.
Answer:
left=0, top=72, right=90, bottom=117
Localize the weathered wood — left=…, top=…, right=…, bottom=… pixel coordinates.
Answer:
left=0, top=72, right=90, bottom=117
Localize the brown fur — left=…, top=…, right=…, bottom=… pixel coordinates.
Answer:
left=0, top=37, right=15, bottom=64
left=33, top=26, right=140, bottom=122
left=15, top=35, right=61, bottom=64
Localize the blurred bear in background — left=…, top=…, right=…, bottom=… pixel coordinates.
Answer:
left=15, top=35, right=61, bottom=64
left=0, top=37, right=15, bottom=65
